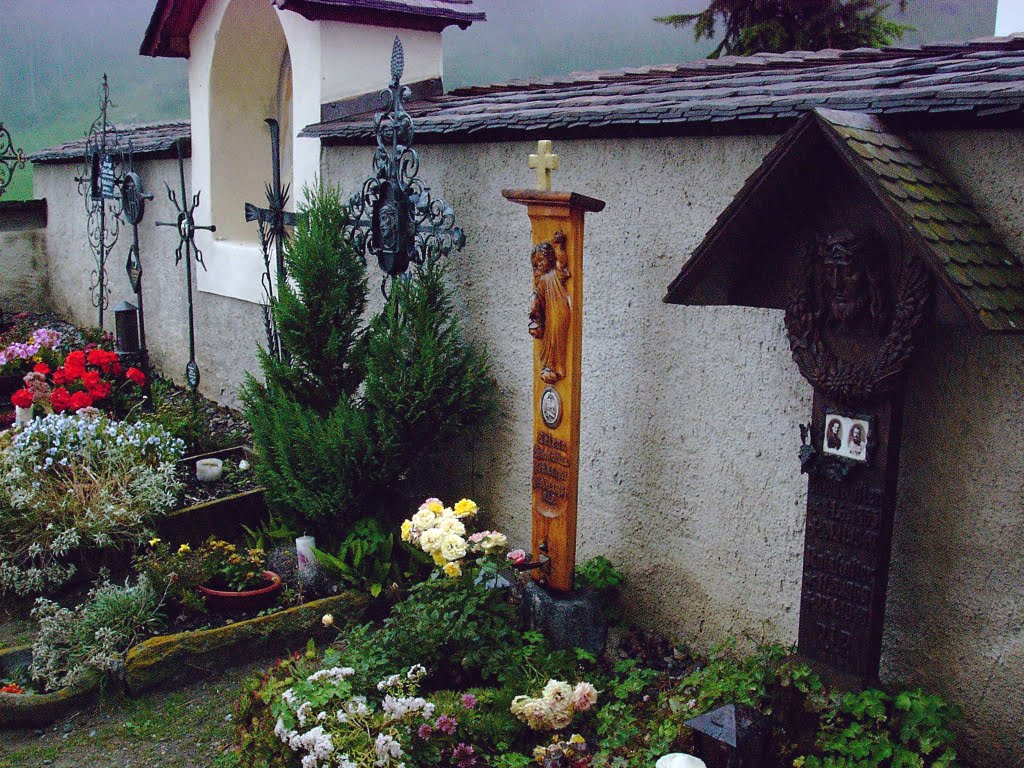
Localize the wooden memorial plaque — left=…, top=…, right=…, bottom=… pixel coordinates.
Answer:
left=504, top=143, right=604, bottom=592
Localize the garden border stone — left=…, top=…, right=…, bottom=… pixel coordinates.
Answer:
left=123, top=591, right=368, bottom=694
left=0, top=645, right=99, bottom=729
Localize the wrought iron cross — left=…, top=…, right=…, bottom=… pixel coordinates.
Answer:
left=121, top=145, right=154, bottom=361
left=345, top=36, right=466, bottom=296
left=244, top=118, right=297, bottom=356
left=156, top=138, right=216, bottom=392
left=528, top=140, right=559, bottom=191
left=0, top=123, right=26, bottom=199
left=74, top=74, right=124, bottom=329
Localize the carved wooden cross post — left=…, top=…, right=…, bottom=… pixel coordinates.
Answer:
left=504, top=142, right=604, bottom=593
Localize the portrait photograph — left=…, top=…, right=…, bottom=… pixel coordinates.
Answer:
left=822, top=413, right=870, bottom=462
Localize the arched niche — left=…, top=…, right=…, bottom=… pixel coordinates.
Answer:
left=208, top=0, right=292, bottom=243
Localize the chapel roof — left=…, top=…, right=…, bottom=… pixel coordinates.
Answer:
left=141, top=0, right=484, bottom=58
left=303, top=34, right=1024, bottom=143
left=29, top=122, right=191, bottom=165
left=663, top=109, right=1024, bottom=334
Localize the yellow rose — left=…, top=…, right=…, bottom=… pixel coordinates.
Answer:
left=177, top=543, right=191, bottom=556
left=400, top=520, right=413, bottom=542
left=443, top=561, right=462, bottom=578
left=454, top=498, right=478, bottom=517
left=425, top=499, right=444, bottom=514
left=432, top=550, right=447, bottom=567
left=149, top=537, right=161, bottom=547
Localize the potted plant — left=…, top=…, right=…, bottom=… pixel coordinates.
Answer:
left=192, top=538, right=282, bottom=611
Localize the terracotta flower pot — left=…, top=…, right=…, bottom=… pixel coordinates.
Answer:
left=198, top=570, right=282, bottom=612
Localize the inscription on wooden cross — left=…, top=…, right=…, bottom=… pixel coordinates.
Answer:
left=504, top=141, right=604, bottom=593
left=786, top=227, right=930, bottom=679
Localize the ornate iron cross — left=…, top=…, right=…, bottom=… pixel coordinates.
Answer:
left=244, top=118, right=297, bottom=357
left=156, top=138, right=216, bottom=392
left=345, top=36, right=466, bottom=296
left=120, top=145, right=154, bottom=361
left=75, top=74, right=124, bottom=329
left=0, top=123, right=26, bottom=199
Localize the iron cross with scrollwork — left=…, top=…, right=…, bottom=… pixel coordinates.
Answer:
left=0, top=123, right=26, bottom=199
left=120, top=144, right=154, bottom=363
left=74, top=74, right=124, bottom=329
left=345, top=36, right=465, bottom=296
left=245, top=118, right=297, bottom=357
left=156, top=138, right=216, bottom=392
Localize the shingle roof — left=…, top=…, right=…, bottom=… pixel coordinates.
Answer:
left=29, top=122, right=190, bottom=165
left=664, top=109, right=1024, bottom=333
left=142, top=0, right=483, bottom=57
left=302, top=35, right=1024, bottom=143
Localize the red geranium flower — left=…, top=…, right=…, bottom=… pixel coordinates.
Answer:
left=33, top=363, right=51, bottom=375
left=65, top=350, right=86, bottom=369
left=50, top=387, right=73, bottom=413
left=87, top=380, right=112, bottom=400
left=125, top=367, right=146, bottom=386
left=81, top=370, right=102, bottom=389
left=10, top=389, right=33, bottom=409
left=70, top=391, right=94, bottom=411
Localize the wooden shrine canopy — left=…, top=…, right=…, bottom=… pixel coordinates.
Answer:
left=664, top=108, right=1024, bottom=334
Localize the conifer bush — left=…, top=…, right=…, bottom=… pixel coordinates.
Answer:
left=242, top=184, right=495, bottom=536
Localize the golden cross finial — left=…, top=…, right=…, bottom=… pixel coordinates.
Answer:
left=528, top=140, right=559, bottom=191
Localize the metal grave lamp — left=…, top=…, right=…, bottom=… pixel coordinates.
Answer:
left=114, top=301, right=141, bottom=358
left=345, top=36, right=466, bottom=296
left=684, top=704, right=770, bottom=768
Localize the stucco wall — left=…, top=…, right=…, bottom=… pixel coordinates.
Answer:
left=0, top=213, right=48, bottom=315
left=34, top=127, right=1024, bottom=763
left=33, top=160, right=265, bottom=405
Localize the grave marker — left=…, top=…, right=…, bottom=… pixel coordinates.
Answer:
left=504, top=141, right=604, bottom=593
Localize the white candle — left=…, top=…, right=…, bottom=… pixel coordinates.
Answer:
left=656, top=755, right=706, bottom=768
left=296, top=535, right=317, bottom=581
left=14, top=406, right=32, bottom=427
left=196, top=458, right=223, bottom=482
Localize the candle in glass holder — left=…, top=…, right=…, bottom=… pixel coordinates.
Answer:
left=14, top=406, right=32, bottom=427
left=296, top=535, right=317, bottom=582
left=196, top=458, right=223, bottom=482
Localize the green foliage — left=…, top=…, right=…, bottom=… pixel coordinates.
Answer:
left=312, top=517, right=401, bottom=597
left=575, top=556, right=625, bottom=592
left=30, top=577, right=165, bottom=692
left=656, top=0, right=912, bottom=58
left=243, top=184, right=496, bottom=536
left=797, top=688, right=960, bottom=768
left=362, top=259, right=498, bottom=485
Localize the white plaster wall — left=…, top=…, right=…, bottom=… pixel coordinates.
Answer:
left=0, top=227, right=48, bottom=314
left=996, top=0, right=1024, bottom=35
left=320, top=25, right=442, bottom=104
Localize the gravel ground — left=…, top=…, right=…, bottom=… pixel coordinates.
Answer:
left=0, top=660, right=263, bottom=768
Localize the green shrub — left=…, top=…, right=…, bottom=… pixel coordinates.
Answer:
left=243, top=184, right=496, bottom=537
left=0, top=413, right=185, bottom=597
left=30, top=577, right=165, bottom=692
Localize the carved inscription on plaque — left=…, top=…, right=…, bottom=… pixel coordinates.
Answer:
left=533, top=431, right=571, bottom=507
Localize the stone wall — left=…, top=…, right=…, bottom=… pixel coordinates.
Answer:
left=0, top=200, right=49, bottom=315
left=34, top=127, right=1024, bottom=763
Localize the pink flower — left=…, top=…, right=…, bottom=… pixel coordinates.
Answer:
left=453, top=743, right=476, bottom=768
left=460, top=693, right=478, bottom=710
left=571, top=682, right=598, bottom=712
left=417, top=724, right=433, bottom=740
left=507, top=549, right=528, bottom=566
left=435, top=714, right=457, bottom=735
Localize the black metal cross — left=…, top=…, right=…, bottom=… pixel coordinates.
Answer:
left=121, top=146, right=154, bottom=363
left=244, top=118, right=296, bottom=356
left=0, top=123, right=26, bottom=199
left=156, top=138, right=216, bottom=392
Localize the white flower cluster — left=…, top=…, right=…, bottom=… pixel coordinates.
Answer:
left=308, top=666, right=356, bottom=685
left=510, top=679, right=599, bottom=731
left=400, top=497, right=511, bottom=579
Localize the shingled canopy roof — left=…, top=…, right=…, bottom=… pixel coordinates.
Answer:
left=303, top=35, right=1024, bottom=144
left=141, top=0, right=484, bottom=58
left=29, top=122, right=191, bottom=165
left=664, top=108, right=1024, bottom=334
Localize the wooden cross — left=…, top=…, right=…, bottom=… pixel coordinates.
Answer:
left=528, top=140, right=559, bottom=191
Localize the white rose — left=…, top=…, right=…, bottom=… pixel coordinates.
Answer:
left=542, top=680, right=573, bottom=707
left=411, top=509, right=436, bottom=531
left=419, top=528, right=445, bottom=553
left=440, top=534, right=468, bottom=562
left=571, top=681, right=598, bottom=712
left=482, top=532, right=508, bottom=553
left=436, top=517, right=466, bottom=536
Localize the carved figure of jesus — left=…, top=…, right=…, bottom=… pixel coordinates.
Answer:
left=528, top=231, right=571, bottom=384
